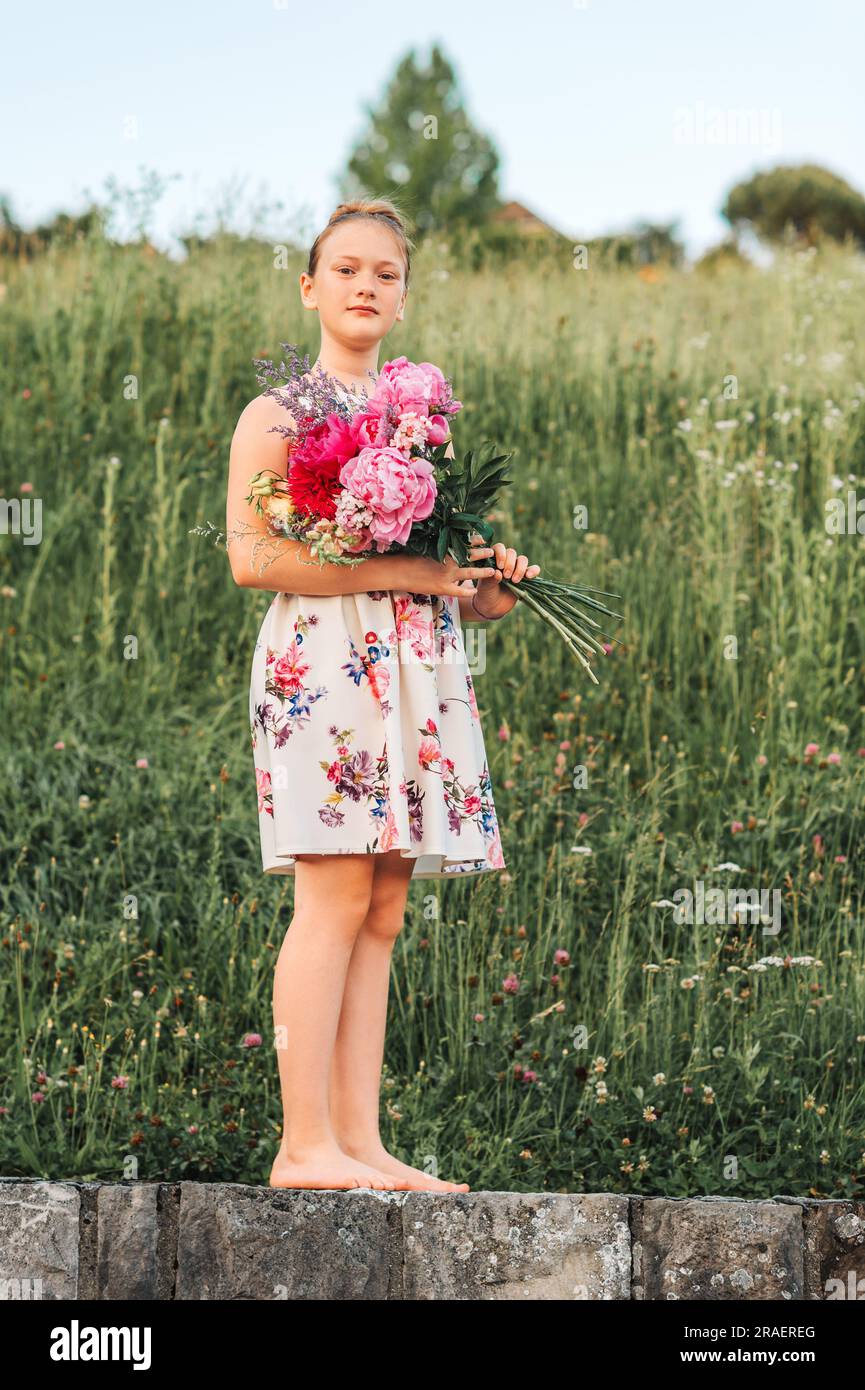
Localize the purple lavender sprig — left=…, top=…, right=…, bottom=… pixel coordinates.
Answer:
left=252, top=343, right=377, bottom=448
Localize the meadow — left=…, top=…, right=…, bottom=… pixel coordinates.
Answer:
left=1, top=230, right=863, bottom=1196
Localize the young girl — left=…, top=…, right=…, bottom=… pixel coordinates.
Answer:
left=226, top=198, right=540, bottom=1193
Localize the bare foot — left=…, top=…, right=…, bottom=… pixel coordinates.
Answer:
left=338, top=1139, right=470, bottom=1192
left=269, top=1142, right=407, bottom=1191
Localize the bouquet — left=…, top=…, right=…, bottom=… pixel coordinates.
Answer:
left=246, top=345, right=622, bottom=682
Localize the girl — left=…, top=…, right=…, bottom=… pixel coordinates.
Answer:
left=226, top=198, right=540, bottom=1193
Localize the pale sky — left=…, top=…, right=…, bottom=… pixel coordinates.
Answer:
left=5, top=0, right=863, bottom=260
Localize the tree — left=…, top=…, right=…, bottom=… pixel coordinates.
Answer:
left=339, top=44, right=501, bottom=236
left=722, top=163, right=865, bottom=249
left=585, top=220, right=685, bottom=268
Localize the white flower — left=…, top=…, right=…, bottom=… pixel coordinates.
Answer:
left=570, top=845, right=593, bottom=855
left=715, top=419, right=737, bottom=431
left=711, top=862, right=742, bottom=872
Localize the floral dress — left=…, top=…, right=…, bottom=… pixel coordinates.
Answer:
left=247, top=394, right=507, bottom=880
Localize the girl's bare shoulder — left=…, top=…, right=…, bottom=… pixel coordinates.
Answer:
left=236, top=385, right=298, bottom=433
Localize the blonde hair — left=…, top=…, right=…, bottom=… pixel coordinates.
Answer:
left=307, top=198, right=414, bottom=288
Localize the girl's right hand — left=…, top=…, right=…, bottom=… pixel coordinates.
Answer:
left=407, top=544, right=500, bottom=598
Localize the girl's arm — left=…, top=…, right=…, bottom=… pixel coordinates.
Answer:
left=226, top=393, right=426, bottom=595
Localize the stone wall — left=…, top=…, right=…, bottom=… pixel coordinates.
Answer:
left=0, top=1181, right=863, bottom=1300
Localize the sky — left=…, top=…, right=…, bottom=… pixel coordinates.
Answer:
left=4, top=0, right=864, bottom=261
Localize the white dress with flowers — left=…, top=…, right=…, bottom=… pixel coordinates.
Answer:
left=247, top=389, right=507, bottom=880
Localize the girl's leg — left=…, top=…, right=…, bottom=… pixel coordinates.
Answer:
left=329, top=849, right=470, bottom=1193
left=270, top=852, right=406, bottom=1190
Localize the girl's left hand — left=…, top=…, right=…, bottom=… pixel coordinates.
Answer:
left=468, top=534, right=541, bottom=619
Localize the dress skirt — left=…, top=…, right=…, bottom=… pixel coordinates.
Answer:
left=248, top=588, right=507, bottom=879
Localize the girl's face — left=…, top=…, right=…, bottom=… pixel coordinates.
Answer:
left=301, top=220, right=407, bottom=341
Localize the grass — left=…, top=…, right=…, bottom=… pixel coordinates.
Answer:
left=1, top=230, right=864, bottom=1195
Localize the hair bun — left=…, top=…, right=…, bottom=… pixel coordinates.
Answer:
left=328, top=200, right=406, bottom=233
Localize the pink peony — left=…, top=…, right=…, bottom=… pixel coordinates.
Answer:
left=339, top=446, right=436, bottom=550
left=371, top=357, right=460, bottom=419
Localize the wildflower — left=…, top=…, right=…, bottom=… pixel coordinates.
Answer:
left=702, top=1086, right=715, bottom=1104
left=241, top=1033, right=262, bottom=1048
left=826, top=752, right=841, bottom=765
left=643, top=1105, right=657, bottom=1122
left=502, top=973, right=520, bottom=995
left=731, top=820, right=744, bottom=834
left=653, top=1073, right=666, bottom=1085
left=54, top=740, right=65, bottom=750
left=135, top=757, right=149, bottom=769
left=804, top=742, right=820, bottom=757
left=554, top=948, right=571, bottom=966
left=111, top=1076, right=129, bottom=1089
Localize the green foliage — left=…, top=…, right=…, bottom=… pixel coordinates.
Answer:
left=722, top=162, right=865, bottom=249
left=693, top=238, right=754, bottom=276
left=404, top=440, right=512, bottom=564
left=585, top=220, right=686, bottom=268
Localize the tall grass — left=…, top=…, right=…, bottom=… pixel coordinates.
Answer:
left=1, top=232, right=863, bottom=1194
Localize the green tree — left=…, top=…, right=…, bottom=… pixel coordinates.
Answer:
left=722, top=163, right=865, bottom=249
left=339, top=44, right=501, bottom=235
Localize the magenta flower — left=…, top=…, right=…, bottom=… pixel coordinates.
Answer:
left=554, top=948, right=571, bottom=965
left=502, top=973, right=520, bottom=995
left=242, top=1033, right=263, bottom=1048
left=731, top=820, right=744, bottom=834
left=804, top=742, right=820, bottom=757
left=111, top=1075, right=129, bottom=1089
left=827, top=752, right=841, bottom=765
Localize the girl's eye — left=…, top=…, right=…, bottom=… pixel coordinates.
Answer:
left=337, top=267, right=396, bottom=280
